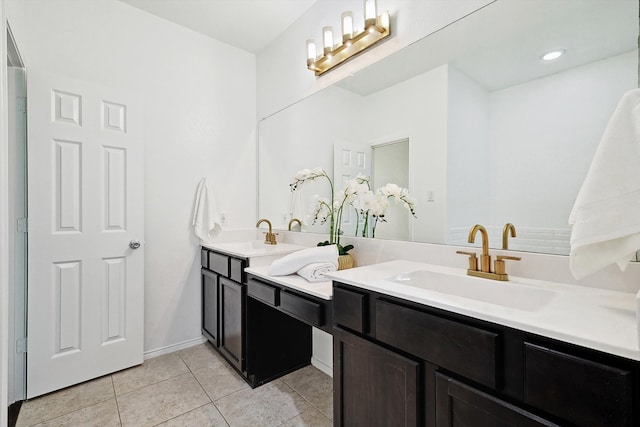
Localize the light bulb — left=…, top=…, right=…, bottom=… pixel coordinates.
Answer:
left=342, top=11, right=354, bottom=43
left=323, top=26, right=334, bottom=55
left=364, top=0, right=377, bottom=27
left=306, top=40, right=317, bottom=64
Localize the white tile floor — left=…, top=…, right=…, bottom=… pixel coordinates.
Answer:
left=15, top=343, right=333, bottom=427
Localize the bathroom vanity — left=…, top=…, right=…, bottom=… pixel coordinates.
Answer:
left=200, top=242, right=332, bottom=387
left=327, top=260, right=640, bottom=427
left=201, top=238, right=640, bottom=426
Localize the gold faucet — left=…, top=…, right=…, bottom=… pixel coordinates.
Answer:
left=288, top=218, right=302, bottom=231
left=502, top=223, right=516, bottom=250
left=468, top=224, right=491, bottom=273
left=256, top=218, right=278, bottom=245
left=456, top=224, right=521, bottom=281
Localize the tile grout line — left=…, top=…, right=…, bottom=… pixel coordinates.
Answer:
left=111, top=375, right=124, bottom=427
left=112, top=356, right=192, bottom=397
left=17, top=375, right=117, bottom=427
left=179, top=346, right=254, bottom=406
left=149, top=402, right=220, bottom=427
left=176, top=348, right=232, bottom=426
left=276, top=377, right=324, bottom=425
left=280, top=373, right=334, bottom=422
left=178, top=352, right=214, bottom=405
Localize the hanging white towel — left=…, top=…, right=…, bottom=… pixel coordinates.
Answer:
left=297, top=262, right=336, bottom=283
left=192, top=178, right=222, bottom=245
left=569, top=88, right=640, bottom=279
left=269, top=245, right=338, bottom=276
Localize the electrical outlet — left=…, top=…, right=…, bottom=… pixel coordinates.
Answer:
left=220, top=212, right=227, bottom=225
left=281, top=213, right=288, bottom=225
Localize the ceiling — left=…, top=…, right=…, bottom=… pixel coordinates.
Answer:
left=118, top=0, right=317, bottom=54
left=338, top=0, right=638, bottom=95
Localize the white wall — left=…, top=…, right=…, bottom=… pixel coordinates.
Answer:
left=7, top=0, right=256, bottom=354
left=447, top=66, right=490, bottom=231
left=489, top=51, right=637, bottom=229
left=362, top=65, right=450, bottom=243
left=259, top=85, right=364, bottom=233
left=257, top=0, right=493, bottom=119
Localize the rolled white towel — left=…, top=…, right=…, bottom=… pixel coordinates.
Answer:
left=269, top=245, right=338, bottom=276
left=297, top=262, right=336, bottom=283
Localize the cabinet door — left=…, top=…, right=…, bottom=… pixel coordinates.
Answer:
left=435, top=373, right=559, bottom=427
left=334, top=327, right=420, bottom=427
left=220, top=277, right=244, bottom=371
left=201, top=269, right=218, bottom=346
left=524, top=342, right=633, bottom=427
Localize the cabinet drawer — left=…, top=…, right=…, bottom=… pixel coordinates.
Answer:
left=208, top=252, right=229, bottom=276
left=524, top=343, right=633, bottom=427
left=280, top=291, right=323, bottom=327
left=230, top=258, right=245, bottom=283
left=247, top=277, right=279, bottom=306
left=376, top=300, right=499, bottom=388
left=201, top=248, right=209, bottom=268
left=333, top=286, right=367, bottom=333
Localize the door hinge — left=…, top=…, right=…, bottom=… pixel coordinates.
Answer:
left=16, top=96, right=26, bottom=113
left=16, top=337, right=27, bottom=354
left=17, top=217, right=28, bottom=233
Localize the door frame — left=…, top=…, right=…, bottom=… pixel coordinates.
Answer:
left=6, top=21, right=28, bottom=405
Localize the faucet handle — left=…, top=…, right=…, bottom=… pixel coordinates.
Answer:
left=456, top=250, right=478, bottom=271
left=496, top=255, right=521, bottom=261
left=494, top=255, right=521, bottom=275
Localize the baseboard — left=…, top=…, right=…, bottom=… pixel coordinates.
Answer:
left=143, top=336, right=207, bottom=360
left=311, top=356, right=333, bottom=378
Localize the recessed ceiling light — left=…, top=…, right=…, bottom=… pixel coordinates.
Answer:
left=540, top=49, right=565, bottom=61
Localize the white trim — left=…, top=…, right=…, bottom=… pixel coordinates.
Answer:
left=311, top=356, right=333, bottom=377
left=1, top=3, right=11, bottom=426
left=143, top=336, right=207, bottom=360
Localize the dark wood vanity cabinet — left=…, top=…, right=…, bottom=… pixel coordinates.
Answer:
left=201, top=248, right=247, bottom=373
left=201, top=247, right=321, bottom=388
left=332, top=282, right=640, bottom=427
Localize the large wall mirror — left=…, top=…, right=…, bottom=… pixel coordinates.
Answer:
left=258, top=0, right=638, bottom=255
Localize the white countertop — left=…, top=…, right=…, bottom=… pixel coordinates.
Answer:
left=325, top=260, right=640, bottom=361
left=245, top=264, right=333, bottom=300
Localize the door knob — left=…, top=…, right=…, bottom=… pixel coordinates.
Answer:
left=129, top=240, right=142, bottom=249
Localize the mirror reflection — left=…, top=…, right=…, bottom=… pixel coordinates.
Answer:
left=258, top=0, right=638, bottom=255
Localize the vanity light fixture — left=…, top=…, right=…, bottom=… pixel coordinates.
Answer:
left=306, top=0, right=391, bottom=76
left=540, top=49, right=565, bottom=61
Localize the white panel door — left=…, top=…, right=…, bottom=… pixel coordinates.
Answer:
left=27, top=71, right=144, bottom=398
left=333, top=142, right=372, bottom=237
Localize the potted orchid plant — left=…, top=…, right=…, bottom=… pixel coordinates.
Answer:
left=290, top=168, right=418, bottom=265
left=351, top=180, right=418, bottom=238
left=290, top=168, right=354, bottom=257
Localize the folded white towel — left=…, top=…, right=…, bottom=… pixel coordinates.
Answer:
left=269, top=245, right=338, bottom=276
left=192, top=178, right=222, bottom=245
left=569, top=88, right=640, bottom=279
left=297, top=262, right=336, bottom=283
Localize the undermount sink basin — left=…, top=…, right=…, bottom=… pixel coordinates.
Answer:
left=388, top=269, right=556, bottom=312
left=210, top=240, right=307, bottom=257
